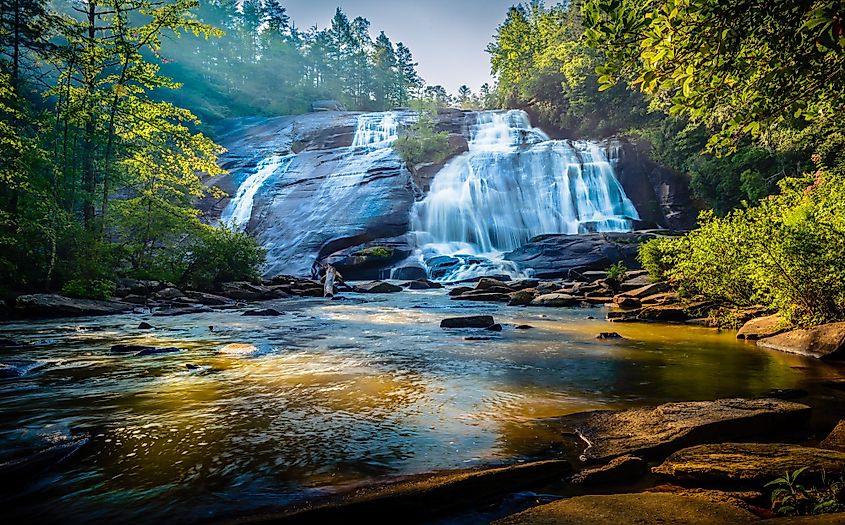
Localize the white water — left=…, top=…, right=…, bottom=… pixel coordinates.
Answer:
left=412, top=110, right=640, bottom=281
left=222, top=155, right=294, bottom=229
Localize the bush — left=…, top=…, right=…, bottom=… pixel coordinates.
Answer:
left=606, top=262, right=627, bottom=288
left=638, top=236, right=682, bottom=283
left=61, top=279, right=117, bottom=300
left=767, top=467, right=845, bottom=516
left=180, top=226, right=266, bottom=291
left=355, top=246, right=393, bottom=258
left=394, top=111, right=450, bottom=167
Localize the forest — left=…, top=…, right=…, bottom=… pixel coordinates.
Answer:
left=487, top=0, right=845, bottom=327
left=0, top=0, right=426, bottom=299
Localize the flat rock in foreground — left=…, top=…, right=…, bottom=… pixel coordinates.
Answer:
left=227, top=460, right=570, bottom=524
left=653, top=443, right=845, bottom=484
left=574, top=398, right=811, bottom=462
left=15, top=294, right=133, bottom=318
left=757, top=322, right=845, bottom=359
left=493, top=492, right=757, bottom=525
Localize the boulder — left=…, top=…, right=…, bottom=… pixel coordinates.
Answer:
left=653, top=443, right=845, bottom=484
left=508, top=289, right=536, bottom=306
left=641, top=292, right=680, bottom=305
left=736, top=314, right=786, bottom=340
left=448, top=286, right=473, bottom=297
left=184, top=291, right=234, bottom=306
left=392, top=265, right=428, bottom=281
left=441, top=316, right=495, bottom=329
left=569, top=455, right=647, bottom=486
left=486, top=324, right=503, bottom=332
left=154, top=287, right=183, bottom=300
left=530, top=293, right=578, bottom=307
left=15, top=294, right=132, bottom=318
left=612, top=296, right=641, bottom=308
left=573, top=398, right=812, bottom=462
left=503, top=233, right=654, bottom=279
left=114, top=279, right=163, bottom=296
left=509, top=279, right=540, bottom=290
left=152, top=306, right=212, bottom=317
left=405, top=280, right=442, bottom=290
left=515, top=325, right=533, bottom=330
left=137, top=322, right=154, bottom=330
left=596, top=332, right=624, bottom=340
left=493, top=492, right=756, bottom=525
left=819, top=420, right=845, bottom=452
left=618, top=275, right=653, bottom=291
left=620, top=282, right=670, bottom=299
left=757, top=322, right=845, bottom=359
left=220, top=282, right=275, bottom=301
left=452, top=291, right=511, bottom=302
left=242, top=308, right=284, bottom=317
left=476, top=278, right=512, bottom=291
left=219, top=343, right=261, bottom=357
left=352, top=281, right=403, bottom=294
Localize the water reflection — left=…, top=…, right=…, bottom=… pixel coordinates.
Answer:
left=0, top=291, right=843, bottom=524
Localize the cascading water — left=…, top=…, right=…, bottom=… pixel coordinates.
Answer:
left=411, top=110, right=640, bottom=281
left=221, top=112, right=403, bottom=275
left=222, top=155, right=294, bottom=229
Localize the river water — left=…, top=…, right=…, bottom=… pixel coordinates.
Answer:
left=1, top=290, right=843, bottom=523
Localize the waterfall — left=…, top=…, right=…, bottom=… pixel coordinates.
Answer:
left=222, top=155, right=294, bottom=229
left=412, top=110, right=639, bottom=281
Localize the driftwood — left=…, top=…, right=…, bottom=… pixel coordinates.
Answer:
left=323, top=265, right=338, bottom=297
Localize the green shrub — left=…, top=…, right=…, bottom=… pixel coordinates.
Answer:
left=394, top=111, right=450, bottom=167
left=638, top=236, right=682, bottom=283
left=767, top=467, right=845, bottom=516
left=61, top=279, right=117, bottom=300
left=355, top=246, right=393, bottom=258
left=606, top=262, right=627, bottom=288
left=180, top=226, right=266, bottom=291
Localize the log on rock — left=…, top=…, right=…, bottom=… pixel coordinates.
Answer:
left=571, top=398, right=811, bottom=462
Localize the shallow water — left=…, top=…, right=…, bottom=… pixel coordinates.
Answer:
left=1, top=290, right=843, bottom=523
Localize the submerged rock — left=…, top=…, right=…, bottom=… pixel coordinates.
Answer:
left=493, top=492, right=756, bottom=525
left=653, top=443, right=845, bottom=484
left=440, top=316, right=495, bottom=329
left=737, top=314, right=785, bottom=340
left=596, top=332, right=624, bottom=340
left=15, top=294, right=132, bottom=318
left=137, top=322, right=154, bottom=330
left=757, top=322, right=845, bottom=359
left=572, top=398, right=811, bottom=462
left=242, top=308, right=284, bottom=317
left=486, top=324, right=503, bottom=332
left=111, top=345, right=180, bottom=356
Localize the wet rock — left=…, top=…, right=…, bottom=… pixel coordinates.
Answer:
left=619, top=282, right=670, bottom=299
left=465, top=336, right=494, bottom=341
left=137, top=322, right=154, bottom=330
left=508, top=289, right=536, bottom=306
left=121, top=294, right=148, bottom=305
left=184, top=291, right=234, bottom=306
left=514, top=325, right=534, bottom=330
left=115, top=279, right=163, bottom=296
left=219, top=343, right=261, bottom=357
left=245, top=459, right=570, bottom=524
left=596, top=332, right=624, bottom=340
left=569, top=455, right=647, bottom=486
left=640, top=292, right=680, bottom=305
left=736, top=314, right=785, bottom=340
left=154, top=287, right=183, bottom=300
left=653, top=443, right=845, bottom=484
left=819, top=420, right=845, bottom=452
left=111, top=345, right=180, bottom=356
left=510, top=279, right=540, bottom=290
left=220, top=282, right=276, bottom=301
left=15, top=294, right=132, bottom=318
left=573, top=398, right=812, bottom=462
left=441, top=316, right=495, bottom=329
left=486, top=324, right=503, bottom=332
left=152, top=306, right=212, bottom=317
left=448, top=286, right=473, bottom=297
left=452, top=291, right=511, bottom=302
left=136, top=347, right=181, bottom=357
left=404, top=279, right=442, bottom=290
left=493, top=492, right=756, bottom=525
left=612, top=296, right=641, bottom=308
left=392, top=265, right=428, bottom=281
left=618, top=275, right=652, bottom=291
left=242, top=308, right=284, bottom=317
left=352, top=281, right=403, bottom=294
left=757, top=322, right=845, bottom=359
left=530, top=293, right=578, bottom=307
left=476, top=277, right=512, bottom=291
left=503, top=233, right=653, bottom=279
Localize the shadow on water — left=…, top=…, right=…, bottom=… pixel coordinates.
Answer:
left=1, top=290, right=844, bottom=524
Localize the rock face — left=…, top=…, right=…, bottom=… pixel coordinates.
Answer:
left=757, top=322, right=845, bottom=359
left=573, top=398, right=811, bottom=462
left=15, top=294, right=132, bottom=318
left=503, top=233, right=657, bottom=279
left=737, top=314, right=785, bottom=340
left=653, top=443, right=845, bottom=483
left=493, top=492, right=756, bottom=525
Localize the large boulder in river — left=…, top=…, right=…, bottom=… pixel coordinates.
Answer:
left=653, top=443, right=845, bottom=484
left=441, top=316, right=495, bottom=329
left=352, top=281, right=402, bottom=294
left=504, top=233, right=656, bottom=279
left=530, top=293, right=578, bottom=307
left=757, top=322, right=845, bottom=359
left=15, top=294, right=132, bottom=318
left=570, top=398, right=811, bottom=462
left=494, top=492, right=757, bottom=525
left=736, top=314, right=786, bottom=340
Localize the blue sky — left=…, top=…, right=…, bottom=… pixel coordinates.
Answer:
left=280, top=0, right=520, bottom=94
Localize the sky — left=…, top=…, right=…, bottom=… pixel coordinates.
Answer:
left=280, top=0, right=519, bottom=94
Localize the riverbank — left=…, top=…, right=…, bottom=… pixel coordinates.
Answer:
left=1, top=286, right=844, bottom=524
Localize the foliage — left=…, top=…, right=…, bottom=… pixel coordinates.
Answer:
left=583, top=0, right=845, bottom=153
left=355, top=247, right=393, bottom=258
left=180, top=226, right=266, bottom=291
left=394, top=106, right=450, bottom=167
left=767, top=468, right=845, bottom=516
left=61, top=279, right=117, bottom=300
left=158, top=4, right=424, bottom=119
left=637, top=236, right=682, bottom=284
left=605, top=262, right=627, bottom=288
